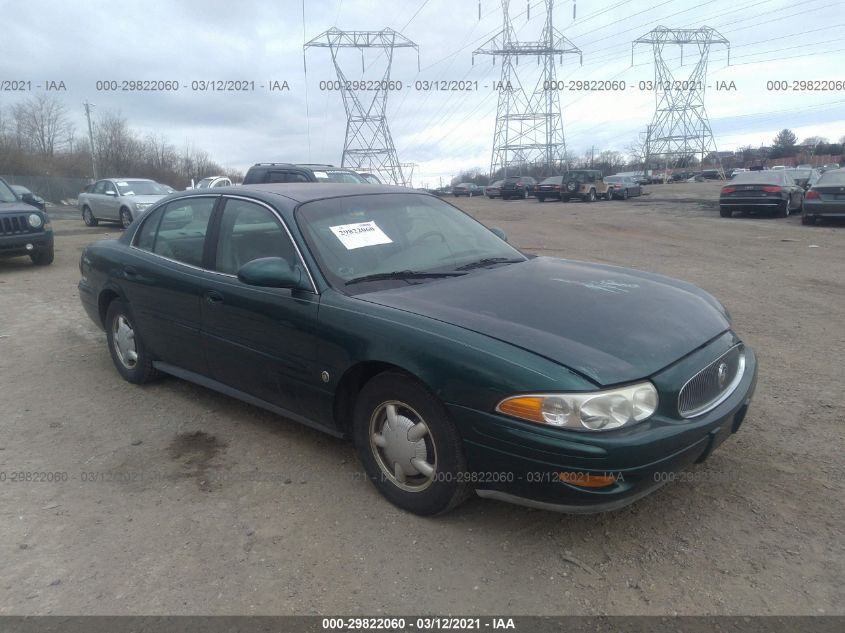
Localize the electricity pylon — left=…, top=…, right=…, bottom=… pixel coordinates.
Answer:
left=474, top=0, right=581, bottom=178
left=399, top=162, right=418, bottom=187
left=633, top=26, right=729, bottom=175
left=304, top=28, right=419, bottom=186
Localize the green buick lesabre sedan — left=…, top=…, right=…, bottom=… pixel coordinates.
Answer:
left=78, top=184, right=757, bottom=516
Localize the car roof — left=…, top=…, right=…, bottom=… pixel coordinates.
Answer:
left=211, top=182, right=414, bottom=204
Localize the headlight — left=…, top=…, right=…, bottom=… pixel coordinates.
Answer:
left=496, top=382, right=658, bottom=431
left=134, top=203, right=151, bottom=211
left=28, top=213, right=42, bottom=228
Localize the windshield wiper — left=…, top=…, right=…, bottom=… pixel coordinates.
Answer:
left=454, top=257, right=525, bottom=271
left=345, top=270, right=466, bottom=286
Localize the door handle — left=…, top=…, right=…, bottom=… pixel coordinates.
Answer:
left=124, top=265, right=138, bottom=278
left=204, top=290, right=224, bottom=304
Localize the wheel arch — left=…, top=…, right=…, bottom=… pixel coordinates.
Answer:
left=333, top=360, right=431, bottom=436
left=97, top=286, right=126, bottom=328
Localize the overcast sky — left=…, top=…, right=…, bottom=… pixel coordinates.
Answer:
left=4, top=0, right=844, bottom=185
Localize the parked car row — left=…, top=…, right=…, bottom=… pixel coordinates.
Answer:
left=719, top=166, right=845, bottom=223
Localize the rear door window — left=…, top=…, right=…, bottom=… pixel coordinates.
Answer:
left=152, top=197, right=216, bottom=267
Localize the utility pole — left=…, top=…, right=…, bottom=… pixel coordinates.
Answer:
left=83, top=101, right=98, bottom=180
left=304, top=28, right=419, bottom=186
left=474, top=0, right=581, bottom=179
left=634, top=26, right=729, bottom=177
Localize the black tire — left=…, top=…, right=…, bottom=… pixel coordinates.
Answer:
left=802, top=214, right=816, bottom=225
left=353, top=371, right=472, bottom=516
left=453, top=194, right=459, bottom=197
left=584, top=189, right=596, bottom=203
left=120, top=207, right=133, bottom=229
left=561, top=196, right=570, bottom=202
left=105, top=299, right=159, bottom=384
left=537, top=196, right=546, bottom=203
left=523, top=189, right=529, bottom=199
left=606, top=188, right=614, bottom=200
left=776, top=201, right=789, bottom=218
left=82, top=206, right=98, bottom=227
left=30, top=246, right=54, bottom=266
left=622, top=188, right=629, bottom=200
left=719, top=206, right=733, bottom=218
left=502, top=195, right=510, bottom=201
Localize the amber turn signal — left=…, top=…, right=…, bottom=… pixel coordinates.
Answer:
left=558, top=472, right=618, bottom=488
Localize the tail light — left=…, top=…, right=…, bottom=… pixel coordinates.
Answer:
left=762, top=186, right=782, bottom=193
left=805, top=190, right=820, bottom=199
left=553, top=185, right=560, bottom=190
left=721, top=186, right=736, bottom=194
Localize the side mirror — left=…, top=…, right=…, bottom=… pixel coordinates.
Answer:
left=237, top=257, right=304, bottom=289
left=20, top=192, right=36, bottom=204
left=106, top=190, right=118, bottom=197
left=490, top=227, right=508, bottom=242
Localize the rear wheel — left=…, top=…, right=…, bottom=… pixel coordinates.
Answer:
left=776, top=201, right=790, bottom=218
left=537, top=196, right=546, bottom=203
left=353, top=372, right=471, bottom=516
left=719, top=206, right=733, bottom=218
left=105, top=299, right=159, bottom=384
left=801, top=213, right=816, bottom=225
left=584, top=189, right=596, bottom=203
left=622, top=188, right=629, bottom=200
left=82, top=206, right=98, bottom=227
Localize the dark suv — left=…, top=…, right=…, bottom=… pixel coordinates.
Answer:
left=0, top=177, right=54, bottom=266
left=500, top=176, right=536, bottom=200
left=243, top=163, right=368, bottom=185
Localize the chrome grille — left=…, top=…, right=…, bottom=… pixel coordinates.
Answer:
left=0, top=215, right=31, bottom=236
left=678, top=345, right=745, bottom=418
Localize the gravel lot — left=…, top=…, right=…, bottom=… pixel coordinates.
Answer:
left=1, top=181, right=842, bottom=615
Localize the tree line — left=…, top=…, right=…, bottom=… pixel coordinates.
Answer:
left=0, top=94, right=241, bottom=189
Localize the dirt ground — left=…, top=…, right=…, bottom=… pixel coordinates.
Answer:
left=0, top=181, right=842, bottom=615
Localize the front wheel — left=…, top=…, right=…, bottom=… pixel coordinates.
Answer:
left=82, top=206, right=98, bottom=227
left=120, top=207, right=133, bottom=229
left=622, top=188, right=629, bottom=200
left=31, top=246, right=54, bottom=266
left=353, top=372, right=472, bottom=516
left=105, top=299, right=159, bottom=384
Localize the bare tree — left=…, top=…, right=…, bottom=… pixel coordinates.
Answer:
left=11, top=94, right=74, bottom=159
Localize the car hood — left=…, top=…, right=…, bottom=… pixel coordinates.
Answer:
left=126, top=195, right=167, bottom=204
left=359, top=257, right=730, bottom=386
left=0, top=201, right=40, bottom=213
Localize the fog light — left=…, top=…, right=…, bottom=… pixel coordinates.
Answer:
left=25, top=243, right=34, bottom=251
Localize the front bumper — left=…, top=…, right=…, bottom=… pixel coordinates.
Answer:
left=0, top=230, right=53, bottom=259
left=449, top=343, right=757, bottom=513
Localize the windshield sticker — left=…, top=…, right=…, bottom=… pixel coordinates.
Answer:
left=313, top=171, right=328, bottom=179
left=116, top=181, right=129, bottom=186
left=330, top=221, right=393, bottom=250
left=552, top=278, right=640, bottom=294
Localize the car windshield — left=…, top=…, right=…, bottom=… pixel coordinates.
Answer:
left=604, top=177, right=624, bottom=183
left=312, top=169, right=367, bottom=184
left=731, top=172, right=787, bottom=185
left=489, top=180, right=503, bottom=187
left=195, top=178, right=215, bottom=188
left=115, top=180, right=169, bottom=195
left=0, top=180, right=17, bottom=203
left=785, top=169, right=811, bottom=180
left=296, top=193, right=526, bottom=293
left=540, top=177, right=562, bottom=184
left=817, top=170, right=845, bottom=185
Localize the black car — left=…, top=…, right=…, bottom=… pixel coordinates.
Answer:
left=10, top=185, right=47, bottom=212
left=802, top=168, right=845, bottom=225
left=243, top=163, right=368, bottom=185
left=500, top=176, right=536, bottom=200
left=0, top=177, right=54, bottom=265
left=485, top=180, right=504, bottom=198
left=719, top=171, right=804, bottom=218
left=535, top=176, right=563, bottom=202
left=78, top=184, right=756, bottom=516
left=452, top=183, right=482, bottom=197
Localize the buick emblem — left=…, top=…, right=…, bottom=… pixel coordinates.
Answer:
left=717, top=362, right=729, bottom=388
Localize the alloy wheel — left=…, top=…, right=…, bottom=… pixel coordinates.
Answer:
left=112, top=314, right=138, bottom=369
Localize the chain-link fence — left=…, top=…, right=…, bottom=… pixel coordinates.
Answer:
left=1, top=175, right=89, bottom=205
